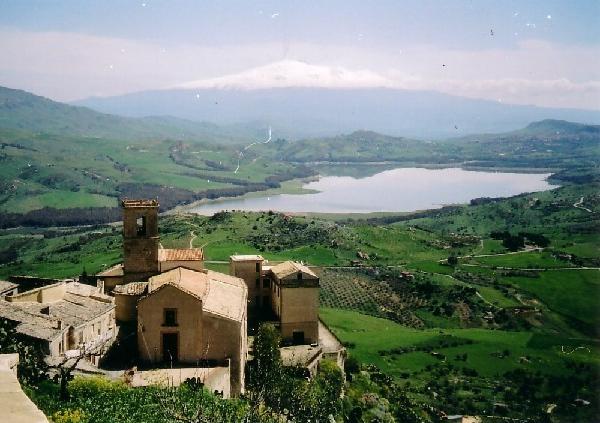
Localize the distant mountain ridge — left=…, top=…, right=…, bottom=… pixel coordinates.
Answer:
left=74, top=87, right=600, bottom=139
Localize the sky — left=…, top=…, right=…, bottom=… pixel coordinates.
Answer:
left=0, top=0, right=598, bottom=109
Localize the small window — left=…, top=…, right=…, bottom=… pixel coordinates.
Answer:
left=136, top=215, right=147, bottom=236
left=297, top=273, right=302, bottom=280
left=163, top=309, right=178, bottom=327
left=263, top=279, right=270, bottom=288
left=255, top=278, right=260, bottom=288
left=255, top=262, right=260, bottom=272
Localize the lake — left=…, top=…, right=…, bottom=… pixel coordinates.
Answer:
left=187, top=167, right=558, bottom=215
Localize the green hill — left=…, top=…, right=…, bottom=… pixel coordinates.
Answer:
left=0, top=86, right=252, bottom=142
left=271, top=121, right=599, bottom=170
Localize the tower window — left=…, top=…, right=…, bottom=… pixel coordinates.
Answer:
left=255, top=262, right=260, bottom=272
left=163, top=309, right=178, bottom=327
left=136, top=216, right=147, bottom=236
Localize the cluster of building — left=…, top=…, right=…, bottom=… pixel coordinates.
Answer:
left=0, top=199, right=344, bottom=397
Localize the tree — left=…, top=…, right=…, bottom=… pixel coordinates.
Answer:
left=0, top=319, right=48, bottom=386
left=247, top=322, right=286, bottom=416
left=447, top=255, right=458, bottom=266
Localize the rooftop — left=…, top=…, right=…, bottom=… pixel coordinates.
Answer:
left=121, top=199, right=159, bottom=208
left=229, top=254, right=264, bottom=262
left=269, top=261, right=318, bottom=279
left=0, top=283, right=114, bottom=342
left=145, top=267, right=247, bottom=322
left=280, top=345, right=322, bottom=368
left=158, top=248, right=204, bottom=262
left=0, top=280, right=18, bottom=293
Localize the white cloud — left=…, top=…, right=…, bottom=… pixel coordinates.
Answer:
left=0, top=27, right=598, bottom=110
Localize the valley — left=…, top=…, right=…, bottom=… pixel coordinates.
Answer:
left=1, top=180, right=598, bottom=420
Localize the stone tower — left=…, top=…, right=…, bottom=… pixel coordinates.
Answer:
left=122, top=199, right=160, bottom=281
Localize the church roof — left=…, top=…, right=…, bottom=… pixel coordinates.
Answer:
left=158, top=248, right=204, bottom=262
left=145, top=268, right=246, bottom=322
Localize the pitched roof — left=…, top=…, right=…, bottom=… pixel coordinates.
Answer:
left=144, top=267, right=246, bottom=322
left=269, top=261, right=317, bottom=279
left=158, top=248, right=204, bottom=262
left=148, top=268, right=209, bottom=300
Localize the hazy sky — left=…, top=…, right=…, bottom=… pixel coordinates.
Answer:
left=0, top=0, right=598, bottom=109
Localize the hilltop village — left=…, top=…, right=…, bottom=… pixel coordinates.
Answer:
left=0, top=199, right=345, bottom=398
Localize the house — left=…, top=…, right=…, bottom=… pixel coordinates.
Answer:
left=268, top=261, right=320, bottom=345
left=230, top=256, right=320, bottom=345
left=0, top=282, right=115, bottom=365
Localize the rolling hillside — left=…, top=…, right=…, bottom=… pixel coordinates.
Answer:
left=0, top=86, right=258, bottom=142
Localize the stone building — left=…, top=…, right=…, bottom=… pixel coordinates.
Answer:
left=103, top=199, right=341, bottom=392
left=229, top=255, right=267, bottom=310
left=0, top=282, right=115, bottom=365
left=268, top=261, right=320, bottom=345
left=230, top=256, right=320, bottom=345
left=138, top=268, right=247, bottom=395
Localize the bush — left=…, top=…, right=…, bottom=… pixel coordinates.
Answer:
left=52, top=409, right=86, bottom=423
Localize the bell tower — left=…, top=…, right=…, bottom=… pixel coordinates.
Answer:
left=122, top=199, right=160, bottom=281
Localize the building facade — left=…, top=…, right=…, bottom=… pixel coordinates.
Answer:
left=136, top=267, right=248, bottom=395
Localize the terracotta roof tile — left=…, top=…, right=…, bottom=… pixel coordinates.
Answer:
left=158, top=248, right=204, bottom=262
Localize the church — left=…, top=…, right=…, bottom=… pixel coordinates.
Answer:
left=96, top=199, right=328, bottom=396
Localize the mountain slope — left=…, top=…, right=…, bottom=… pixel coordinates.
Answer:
left=74, top=87, right=600, bottom=139
left=0, top=86, right=257, bottom=142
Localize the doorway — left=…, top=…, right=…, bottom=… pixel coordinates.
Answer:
left=162, top=332, right=179, bottom=363
left=292, top=331, right=305, bottom=345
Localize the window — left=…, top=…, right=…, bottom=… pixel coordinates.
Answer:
left=163, top=308, right=178, bottom=327
left=255, top=262, right=260, bottom=272
left=297, top=272, right=302, bottom=280
left=263, top=278, right=270, bottom=288
left=136, top=215, right=147, bottom=236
